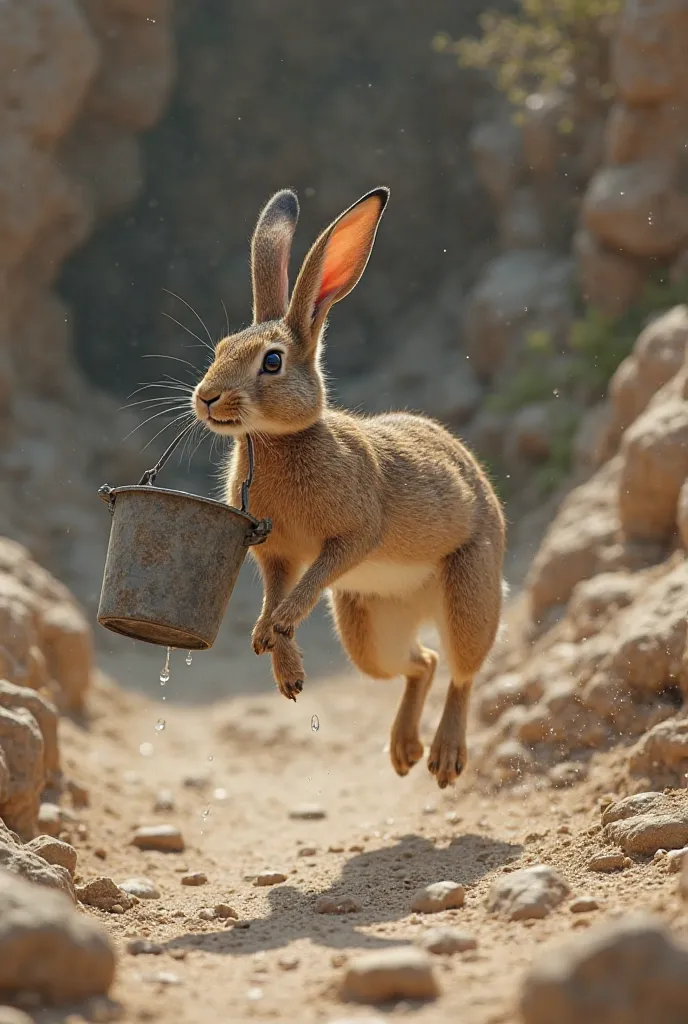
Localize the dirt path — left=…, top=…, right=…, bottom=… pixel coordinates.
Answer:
left=52, top=639, right=688, bottom=1024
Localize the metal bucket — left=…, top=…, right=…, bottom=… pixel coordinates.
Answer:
left=96, top=431, right=270, bottom=650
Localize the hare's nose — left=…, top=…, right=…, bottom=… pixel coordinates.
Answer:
left=201, top=393, right=221, bottom=408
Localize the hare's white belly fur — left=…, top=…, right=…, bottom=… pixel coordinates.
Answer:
left=330, top=560, right=436, bottom=598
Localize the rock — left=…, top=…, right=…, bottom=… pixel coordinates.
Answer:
left=119, top=877, right=161, bottom=900
left=583, top=163, right=688, bottom=259
left=198, top=908, right=216, bottom=921
left=678, top=479, right=688, bottom=548
left=213, top=904, right=239, bottom=919
left=0, top=868, right=114, bottom=1003
left=410, top=881, right=465, bottom=914
left=486, top=866, right=570, bottom=921
left=574, top=228, right=644, bottom=318
left=601, top=792, right=665, bottom=825
left=493, top=739, right=534, bottom=783
left=153, top=789, right=175, bottom=813
left=418, top=927, right=477, bottom=955
left=25, top=835, right=77, bottom=875
left=520, top=913, right=688, bottom=1024
left=0, top=1010, right=33, bottom=1024
left=0, top=681, right=59, bottom=779
left=0, top=836, right=75, bottom=900
left=549, top=762, right=588, bottom=788
left=665, top=847, right=688, bottom=873
left=569, top=897, right=599, bottom=914
left=181, top=872, right=207, bottom=886
left=629, top=719, right=688, bottom=786
left=253, top=871, right=287, bottom=887
left=76, top=877, right=136, bottom=913
left=619, top=398, right=688, bottom=540
left=127, top=938, right=163, bottom=956
left=40, top=602, right=93, bottom=713
left=132, top=825, right=184, bottom=853
left=315, top=895, right=361, bottom=915
left=341, top=947, right=440, bottom=1004
left=36, top=802, right=62, bottom=837
left=469, top=117, right=523, bottom=206
left=288, top=804, right=326, bottom=820
left=603, top=792, right=688, bottom=854
left=0, top=705, right=45, bottom=839
left=587, top=852, right=627, bottom=873
left=181, top=773, right=211, bottom=791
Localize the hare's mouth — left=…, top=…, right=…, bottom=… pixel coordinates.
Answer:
left=209, top=415, right=241, bottom=426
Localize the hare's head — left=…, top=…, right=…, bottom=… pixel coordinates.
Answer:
left=193, top=186, right=389, bottom=437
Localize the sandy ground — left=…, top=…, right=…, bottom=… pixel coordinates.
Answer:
left=39, top=581, right=688, bottom=1024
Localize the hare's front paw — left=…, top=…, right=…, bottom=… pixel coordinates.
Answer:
left=251, top=616, right=275, bottom=655
left=270, top=600, right=298, bottom=641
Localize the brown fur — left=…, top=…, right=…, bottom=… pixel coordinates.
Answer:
left=192, top=187, right=505, bottom=788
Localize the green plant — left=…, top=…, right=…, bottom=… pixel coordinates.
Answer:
left=434, top=0, right=619, bottom=117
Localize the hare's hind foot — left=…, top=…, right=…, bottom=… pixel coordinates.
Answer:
left=427, top=686, right=469, bottom=789
left=389, top=646, right=438, bottom=777
left=271, top=635, right=305, bottom=701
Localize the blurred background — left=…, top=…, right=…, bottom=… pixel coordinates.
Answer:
left=1, top=0, right=686, bottom=695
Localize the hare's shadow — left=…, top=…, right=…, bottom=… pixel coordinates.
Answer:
left=165, top=831, right=521, bottom=957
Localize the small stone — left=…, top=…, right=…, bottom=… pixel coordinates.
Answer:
left=328, top=844, right=345, bottom=853
left=587, top=852, right=627, bottom=873
left=153, top=790, right=175, bottom=813
left=181, top=872, right=207, bottom=886
left=119, top=878, right=160, bottom=900
left=144, top=971, right=180, bottom=986
left=182, top=773, right=210, bottom=790
left=214, top=904, right=239, bottom=920
left=75, top=877, right=136, bottom=913
left=37, top=804, right=63, bottom=838
left=315, top=895, right=361, bottom=915
left=170, top=949, right=187, bottom=961
left=411, top=881, right=465, bottom=914
left=419, top=927, right=477, bottom=955
left=94, top=849, right=107, bottom=860
left=298, top=847, right=318, bottom=857
left=341, top=947, right=439, bottom=1003
left=667, top=847, right=688, bottom=872
left=127, top=939, right=163, bottom=956
left=66, top=781, right=90, bottom=809
left=487, top=865, right=570, bottom=921
left=25, top=836, right=78, bottom=876
left=0, top=1010, right=34, bottom=1024
left=253, top=871, right=287, bottom=887
left=198, top=908, right=215, bottom=921
left=132, top=826, right=184, bottom=853
left=549, top=761, right=588, bottom=788
left=569, top=897, right=600, bottom=914
left=83, top=996, right=121, bottom=1023
left=288, top=804, right=326, bottom=821
left=445, top=811, right=460, bottom=824
left=278, top=953, right=300, bottom=971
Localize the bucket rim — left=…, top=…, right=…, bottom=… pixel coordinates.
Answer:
left=108, top=484, right=254, bottom=523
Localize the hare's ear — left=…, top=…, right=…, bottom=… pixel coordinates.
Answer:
left=286, top=187, right=389, bottom=351
left=251, top=189, right=299, bottom=323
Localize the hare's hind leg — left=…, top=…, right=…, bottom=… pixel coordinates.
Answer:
left=330, top=591, right=437, bottom=776
left=429, top=540, right=503, bottom=789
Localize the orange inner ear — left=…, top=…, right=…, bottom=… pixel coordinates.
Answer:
left=316, top=197, right=382, bottom=308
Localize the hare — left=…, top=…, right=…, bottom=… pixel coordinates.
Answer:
left=192, top=186, right=505, bottom=788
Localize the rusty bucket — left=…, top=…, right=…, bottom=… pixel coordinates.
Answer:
left=96, top=430, right=270, bottom=650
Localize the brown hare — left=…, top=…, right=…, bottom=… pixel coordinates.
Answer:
left=192, top=187, right=505, bottom=788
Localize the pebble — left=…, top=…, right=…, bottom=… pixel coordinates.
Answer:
left=182, top=773, right=211, bottom=790
left=253, top=871, right=287, bottom=887
left=198, top=909, right=216, bottom=921
left=587, top=852, right=628, bottom=873
left=328, top=844, right=345, bottom=853
left=144, top=971, right=180, bottom=986
left=127, top=939, right=163, bottom=956
left=411, top=881, right=465, bottom=914
left=298, top=847, right=318, bottom=857
left=132, top=825, right=185, bottom=853
left=419, top=927, right=477, bottom=955
left=288, top=804, right=326, bottom=821
left=278, top=953, right=300, bottom=971
left=181, top=872, right=207, bottom=886
left=75, top=877, right=136, bottom=912
left=119, top=877, right=161, bottom=900
left=37, top=803, right=63, bottom=837
left=666, top=847, right=688, bottom=872
left=214, top=904, right=239, bottom=919
left=487, top=865, right=570, bottom=921
left=153, top=789, right=176, bottom=813
left=25, top=835, right=78, bottom=875
left=570, top=896, right=600, bottom=914
left=315, top=895, right=361, bottom=914
left=0, top=1010, right=34, bottom=1024
left=340, top=947, right=439, bottom=1003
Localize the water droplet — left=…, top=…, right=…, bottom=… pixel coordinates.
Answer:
left=159, top=646, right=171, bottom=685
left=155, top=719, right=165, bottom=733
left=139, top=742, right=154, bottom=758
left=207, top=754, right=214, bottom=762
left=185, top=652, right=193, bottom=666
left=311, top=715, right=320, bottom=732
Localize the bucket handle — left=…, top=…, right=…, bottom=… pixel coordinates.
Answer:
left=98, top=427, right=271, bottom=547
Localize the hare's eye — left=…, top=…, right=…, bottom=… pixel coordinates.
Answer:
left=261, top=350, right=282, bottom=374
